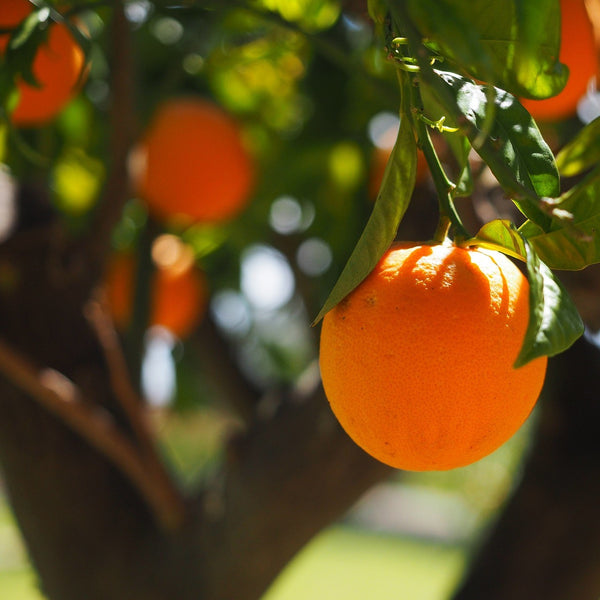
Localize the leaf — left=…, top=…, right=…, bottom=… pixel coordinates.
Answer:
left=434, top=70, right=558, bottom=228
left=5, top=8, right=52, bottom=88
left=469, top=219, right=526, bottom=260
left=406, top=0, right=495, bottom=84
left=312, top=110, right=417, bottom=324
left=448, top=135, right=473, bottom=198
left=406, top=0, right=567, bottom=99
left=515, top=240, right=584, bottom=367
left=519, top=173, right=600, bottom=270
left=555, top=116, right=600, bottom=177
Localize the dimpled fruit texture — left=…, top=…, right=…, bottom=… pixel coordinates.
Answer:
left=319, top=242, right=548, bottom=471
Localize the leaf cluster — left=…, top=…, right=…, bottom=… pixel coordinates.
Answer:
left=317, top=0, right=600, bottom=365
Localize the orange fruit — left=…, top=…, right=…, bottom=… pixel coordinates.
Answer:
left=0, top=0, right=88, bottom=126
left=319, top=242, right=548, bottom=471
left=104, top=236, right=208, bottom=340
left=521, top=0, right=597, bottom=121
left=130, top=98, right=255, bottom=224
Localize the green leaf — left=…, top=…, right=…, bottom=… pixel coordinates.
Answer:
left=519, top=171, right=600, bottom=270
left=435, top=70, right=558, bottom=228
left=448, top=135, right=473, bottom=198
left=312, top=110, right=417, bottom=324
left=468, top=219, right=526, bottom=260
left=515, top=240, right=583, bottom=367
left=555, top=116, right=600, bottom=177
left=5, top=8, right=52, bottom=89
left=405, top=0, right=567, bottom=99
left=406, top=0, right=495, bottom=84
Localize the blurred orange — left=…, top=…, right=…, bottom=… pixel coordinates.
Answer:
left=521, top=0, right=597, bottom=121
left=105, top=236, right=208, bottom=340
left=130, top=98, right=255, bottom=224
left=0, top=0, right=88, bottom=126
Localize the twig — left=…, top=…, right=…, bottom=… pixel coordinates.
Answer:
left=84, top=293, right=155, bottom=454
left=0, top=338, right=185, bottom=531
left=83, top=1, right=136, bottom=272
left=84, top=292, right=186, bottom=526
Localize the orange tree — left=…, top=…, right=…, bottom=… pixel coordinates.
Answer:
left=0, top=1, right=599, bottom=600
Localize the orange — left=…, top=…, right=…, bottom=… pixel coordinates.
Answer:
left=130, top=98, right=255, bottom=224
left=0, top=0, right=88, bottom=126
left=521, top=0, right=597, bottom=121
left=319, top=242, right=548, bottom=471
left=104, top=236, right=208, bottom=340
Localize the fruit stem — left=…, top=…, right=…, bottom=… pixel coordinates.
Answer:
left=433, top=215, right=452, bottom=242
left=407, top=78, right=469, bottom=243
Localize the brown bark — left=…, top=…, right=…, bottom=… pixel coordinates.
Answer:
left=452, top=334, right=600, bottom=600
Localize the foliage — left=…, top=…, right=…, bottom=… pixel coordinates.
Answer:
left=317, top=0, right=598, bottom=365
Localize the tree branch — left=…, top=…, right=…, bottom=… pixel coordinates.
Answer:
left=84, top=293, right=186, bottom=524
left=0, top=337, right=184, bottom=530
left=83, top=1, right=136, bottom=271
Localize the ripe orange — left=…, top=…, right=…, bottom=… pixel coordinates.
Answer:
left=130, top=98, right=255, bottom=224
left=104, top=236, right=208, bottom=340
left=319, top=242, right=548, bottom=471
left=521, top=0, right=597, bottom=121
left=0, top=0, right=88, bottom=126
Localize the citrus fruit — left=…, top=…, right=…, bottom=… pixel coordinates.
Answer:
left=130, top=97, right=254, bottom=224
left=319, top=242, right=548, bottom=471
left=104, top=236, right=208, bottom=340
left=0, top=0, right=88, bottom=126
left=521, top=0, right=597, bottom=121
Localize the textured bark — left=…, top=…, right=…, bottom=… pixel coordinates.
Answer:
left=452, top=335, right=600, bottom=600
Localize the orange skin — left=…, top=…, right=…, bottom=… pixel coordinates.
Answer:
left=104, top=253, right=208, bottom=341
left=0, top=0, right=88, bottom=126
left=131, top=98, right=255, bottom=224
left=521, top=0, right=597, bottom=121
left=319, top=242, right=548, bottom=471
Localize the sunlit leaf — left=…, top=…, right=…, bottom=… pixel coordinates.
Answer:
left=468, top=219, right=526, bottom=261
left=519, top=173, right=600, bottom=270
left=406, top=0, right=495, bottom=85
left=406, top=0, right=566, bottom=99
left=433, top=71, right=558, bottom=228
left=313, top=108, right=417, bottom=324
left=556, top=116, right=600, bottom=177
left=515, top=240, right=583, bottom=367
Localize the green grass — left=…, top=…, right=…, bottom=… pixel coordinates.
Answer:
left=0, top=569, right=44, bottom=599
left=0, top=525, right=465, bottom=600
left=262, top=526, right=466, bottom=600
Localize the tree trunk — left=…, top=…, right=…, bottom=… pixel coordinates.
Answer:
left=453, top=334, right=600, bottom=600
left=0, top=222, right=391, bottom=600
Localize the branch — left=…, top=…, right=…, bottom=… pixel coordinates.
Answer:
left=0, top=337, right=185, bottom=530
left=84, top=292, right=186, bottom=520
left=83, top=1, right=136, bottom=271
